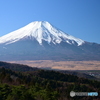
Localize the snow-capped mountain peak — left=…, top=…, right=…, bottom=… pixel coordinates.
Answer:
left=0, top=21, right=84, bottom=46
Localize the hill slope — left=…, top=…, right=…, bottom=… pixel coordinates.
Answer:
left=0, top=61, right=100, bottom=100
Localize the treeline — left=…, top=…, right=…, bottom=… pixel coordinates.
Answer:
left=0, top=61, right=38, bottom=71
left=0, top=67, right=100, bottom=100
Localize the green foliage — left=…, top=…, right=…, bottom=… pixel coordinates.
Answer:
left=0, top=67, right=99, bottom=100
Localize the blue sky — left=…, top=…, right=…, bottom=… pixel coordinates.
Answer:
left=0, top=0, right=100, bottom=43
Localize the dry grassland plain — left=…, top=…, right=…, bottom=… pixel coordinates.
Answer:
left=8, top=60, right=100, bottom=70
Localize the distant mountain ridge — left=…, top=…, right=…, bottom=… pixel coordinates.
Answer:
left=0, top=21, right=100, bottom=61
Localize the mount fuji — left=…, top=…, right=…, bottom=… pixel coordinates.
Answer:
left=0, top=21, right=100, bottom=61
left=0, top=21, right=84, bottom=46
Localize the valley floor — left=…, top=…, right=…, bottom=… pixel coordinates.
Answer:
left=8, top=60, right=100, bottom=70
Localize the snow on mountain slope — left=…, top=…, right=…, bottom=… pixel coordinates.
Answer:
left=0, top=21, right=84, bottom=46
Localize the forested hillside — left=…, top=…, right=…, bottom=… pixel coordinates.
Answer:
left=0, top=61, right=100, bottom=100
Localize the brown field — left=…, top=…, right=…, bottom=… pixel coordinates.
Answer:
left=7, top=60, right=100, bottom=70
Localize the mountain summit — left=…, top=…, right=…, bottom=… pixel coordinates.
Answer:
left=0, top=21, right=84, bottom=46
left=0, top=21, right=100, bottom=61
